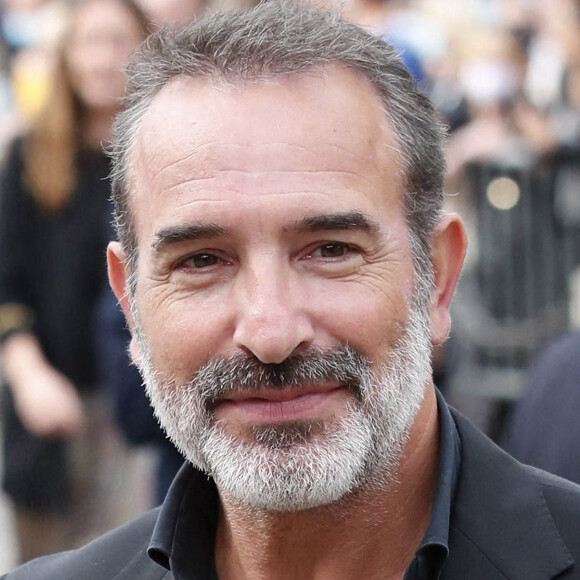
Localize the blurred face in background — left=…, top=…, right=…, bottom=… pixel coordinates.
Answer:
left=65, top=0, right=146, bottom=113
left=136, top=0, right=206, bottom=28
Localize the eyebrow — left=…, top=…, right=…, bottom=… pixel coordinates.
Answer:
left=286, top=211, right=380, bottom=235
left=151, top=210, right=380, bottom=253
left=152, top=223, right=225, bottom=252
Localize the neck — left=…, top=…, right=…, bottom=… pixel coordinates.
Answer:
left=82, top=108, right=116, bottom=148
left=215, top=386, right=440, bottom=580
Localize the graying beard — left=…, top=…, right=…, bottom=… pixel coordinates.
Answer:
left=250, top=420, right=324, bottom=448
left=133, top=290, right=432, bottom=511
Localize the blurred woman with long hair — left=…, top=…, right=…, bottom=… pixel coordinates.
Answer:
left=0, top=0, right=148, bottom=562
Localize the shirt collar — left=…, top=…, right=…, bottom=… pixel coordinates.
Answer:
left=404, top=388, right=461, bottom=579
left=149, top=462, right=218, bottom=579
left=148, top=388, right=460, bottom=579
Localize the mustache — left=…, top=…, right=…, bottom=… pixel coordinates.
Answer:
left=189, top=345, right=370, bottom=404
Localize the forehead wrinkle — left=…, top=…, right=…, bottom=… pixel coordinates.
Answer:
left=147, top=140, right=223, bottom=180
left=157, top=141, right=358, bottom=169
left=145, top=140, right=370, bottom=194
left=164, top=167, right=371, bottom=193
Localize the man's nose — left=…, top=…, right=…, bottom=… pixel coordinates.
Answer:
left=232, top=264, right=314, bottom=364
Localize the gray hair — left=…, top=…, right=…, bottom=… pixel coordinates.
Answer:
left=109, top=0, right=445, bottom=295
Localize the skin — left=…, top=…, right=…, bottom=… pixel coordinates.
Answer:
left=109, top=65, right=467, bottom=579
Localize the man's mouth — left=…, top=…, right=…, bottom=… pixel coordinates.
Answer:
left=212, top=384, right=348, bottom=423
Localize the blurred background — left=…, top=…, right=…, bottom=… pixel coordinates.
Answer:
left=0, top=0, right=578, bottom=572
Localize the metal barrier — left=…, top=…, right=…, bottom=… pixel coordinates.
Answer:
left=448, top=153, right=580, bottom=400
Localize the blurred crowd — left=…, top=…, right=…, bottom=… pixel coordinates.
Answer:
left=0, top=0, right=578, bottom=570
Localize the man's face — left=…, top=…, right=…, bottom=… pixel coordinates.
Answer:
left=112, top=66, right=440, bottom=510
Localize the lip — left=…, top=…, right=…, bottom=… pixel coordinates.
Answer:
left=213, top=384, right=347, bottom=423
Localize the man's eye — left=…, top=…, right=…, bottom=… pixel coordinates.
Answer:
left=316, top=243, right=350, bottom=258
left=187, top=252, right=221, bottom=269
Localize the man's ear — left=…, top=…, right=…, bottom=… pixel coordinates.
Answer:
left=428, top=213, right=467, bottom=346
left=107, top=241, right=141, bottom=366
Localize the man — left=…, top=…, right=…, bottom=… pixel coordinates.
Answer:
left=4, top=2, right=580, bottom=579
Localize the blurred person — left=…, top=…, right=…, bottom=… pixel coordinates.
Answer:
left=0, top=0, right=148, bottom=562
left=0, top=0, right=47, bottom=56
left=525, top=0, right=580, bottom=110
left=527, top=0, right=580, bottom=159
left=498, top=0, right=580, bottom=156
left=445, top=28, right=555, bottom=176
left=503, top=330, right=580, bottom=485
left=444, top=22, right=580, bottom=441
left=0, top=0, right=70, bottom=130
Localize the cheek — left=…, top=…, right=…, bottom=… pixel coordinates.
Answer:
left=306, top=278, right=410, bottom=360
left=136, top=285, right=234, bottom=382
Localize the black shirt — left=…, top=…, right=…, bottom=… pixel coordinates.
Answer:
left=148, top=390, right=460, bottom=580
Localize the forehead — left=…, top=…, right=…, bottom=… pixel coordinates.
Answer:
left=129, top=64, right=404, bottom=235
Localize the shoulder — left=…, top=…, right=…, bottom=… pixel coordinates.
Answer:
left=524, top=331, right=580, bottom=391
left=0, top=509, right=169, bottom=580
left=447, top=408, right=580, bottom=578
left=533, top=466, right=580, bottom=550
left=453, top=406, right=580, bottom=515
left=537, top=331, right=580, bottom=361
